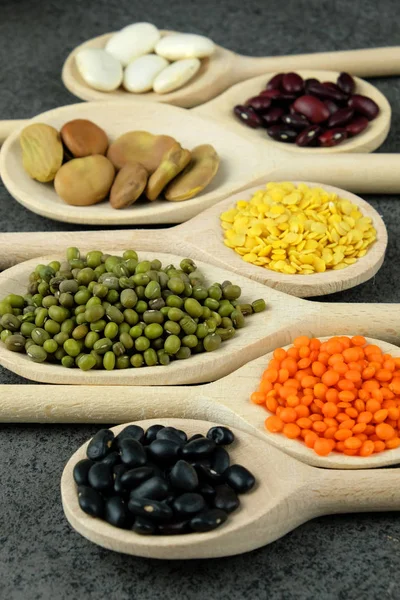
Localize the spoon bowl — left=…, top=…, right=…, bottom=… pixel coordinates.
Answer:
left=0, top=250, right=398, bottom=386
left=61, top=32, right=400, bottom=108
left=0, top=182, right=388, bottom=298
left=0, top=101, right=399, bottom=228
left=61, top=418, right=400, bottom=558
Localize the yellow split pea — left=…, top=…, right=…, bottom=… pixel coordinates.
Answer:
left=220, top=182, right=377, bottom=275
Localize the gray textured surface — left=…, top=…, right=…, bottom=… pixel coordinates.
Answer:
left=1, top=0, right=400, bottom=598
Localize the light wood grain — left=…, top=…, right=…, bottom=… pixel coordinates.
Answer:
left=193, top=70, right=391, bottom=155
left=0, top=101, right=398, bottom=226
left=61, top=418, right=400, bottom=559
left=2, top=336, right=400, bottom=469
left=0, top=182, right=387, bottom=298
left=0, top=249, right=398, bottom=386
left=61, top=31, right=400, bottom=107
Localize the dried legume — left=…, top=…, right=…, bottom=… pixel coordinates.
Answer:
left=220, top=182, right=376, bottom=275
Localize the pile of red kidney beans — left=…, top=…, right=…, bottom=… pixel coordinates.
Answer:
left=233, top=72, right=380, bottom=147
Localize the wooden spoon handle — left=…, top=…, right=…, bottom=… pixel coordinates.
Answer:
left=316, top=468, right=400, bottom=513
left=312, top=302, right=400, bottom=345
left=270, top=154, right=400, bottom=194
left=233, top=47, right=400, bottom=83
left=0, top=229, right=177, bottom=270
left=0, top=120, right=28, bottom=145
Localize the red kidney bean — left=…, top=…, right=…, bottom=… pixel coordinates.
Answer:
left=337, top=72, right=355, bottom=95
left=348, top=94, right=379, bottom=120
left=260, top=89, right=281, bottom=100
left=318, top=128, right=348, bottom=147
left=304, top=78, right=320, bottom=93
left=267, top=125, right=298, bottom=143
left=324, top=99, right=340, bottom=115
left=306, top=82, right=348, bottom=104
left=282, top=112, right=310, bottom=129
left=245, top=96, right=271, bottom=113
left=323, top=82, right=342, bottom=93
left=262, top=106, right=285, bottom=125
left=233, top=105, right=263, bottom=128
left=293, top=95, right=330, bottom=124
left=327, top=107, right=354, bottom=128
left=282, top=72, right=304, bottom=94
left=278, top=93, right=298, bottom=104
left=266, top=73, right=284, bottom=90
left=295, top=125, right=323, bottom=147
left=346, top=115, right=369, bottom=137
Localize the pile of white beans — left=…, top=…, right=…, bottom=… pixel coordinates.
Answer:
left=75, top=23, right=215, bottom=94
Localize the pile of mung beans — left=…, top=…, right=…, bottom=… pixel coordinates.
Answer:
left=0, top=248, right=266, bottom=370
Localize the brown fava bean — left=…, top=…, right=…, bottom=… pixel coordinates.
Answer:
left=54, top=155, right=115, bottom=206
left=348, top=94, right=379, bottom=120
left=266, top=73, right=284, bottom=90
left=107, top=131, right=177, bottom=173
left=318, top=128, right=348, bottom=147
left=245, top=96, right=271, bottom=113
left=233, top=105, right=263, bottom=128
left=293, top=95, right=330, bottom=124
left=346, top=115, right=369, bottom=137
left=266, top=125, right=297, bottom=143
left=146, top=144, right=191, bottom=201
left=20, top=123, right=63, bottom=183
left=327, top=107, right=354, bottom=128
left=60, top=119, right=109, bottom=158
left=164, top=144, right=219, bottom=202
left=261, top=106, right=285, bottom=126
left=337, top=72, right=355, bottom=95
left=109, top=162, right=148, bottom=209
left=282, top=72, right=304, bottom=94
left=295, top=125, right=322, bottom=147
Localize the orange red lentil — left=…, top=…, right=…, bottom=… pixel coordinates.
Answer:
left=251, top=335, right=400, bottom=457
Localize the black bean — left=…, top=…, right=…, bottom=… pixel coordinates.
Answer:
left=105, top=496, right=130, bottom=528
left=88, top=462, right=114, bottom=492
left=210, top=447, right=230, bottom=474
left=113, top=464, right=128, bottom=494
left=181, top=437, right=216, bottom=459
left=114, top=424, right=145, bottom=447
left=130, top=476, right=170, bottom=500
left=156, top=426, right=187, bottom=445
left=119, top=438, right=147, bottom=468
left=78, top=485, right=104, bottom=518
left=132, top=515, right=156, bottom=535
left=214, top=485, right=240, bottom=514
left=147, top=439, right=181, bottom=465
left=198, top=483, right=216, bottom=502
left=207, top=426, right=235, bottom=446
left=157, top=520, right=190, bottom=535
left=73, top=458, right=94, bottom=486
left=120, top=466, right=155, bottom=489
left=173, top=493, right=206, bottom=517
left=196, top=464, right=224, bottom=485
left=186, top=433, right=204, bottom=443
left=143, top=424, right=164, bottom=445
left=100, top=451, right=121, bottom=468
left=224, top=464, right=256, bottom=493
left=86, top=429, right=114, bottom=461
left=169, top=460, right=199, bottom=492
left=190, top=509, right=228, bottom=532
left=128, top=497, right=173, bottom=522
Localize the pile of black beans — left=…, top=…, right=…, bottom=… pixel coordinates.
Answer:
left=74, top=423, right=256, bottom=535
left=233, top=71, right=380, bottom=147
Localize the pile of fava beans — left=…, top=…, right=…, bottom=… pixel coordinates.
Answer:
left=75, top=424, right=256, bottom=534
left=234, top=72, right=380, bottom=147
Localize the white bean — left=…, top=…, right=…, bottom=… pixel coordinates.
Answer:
left=75, top=49, right=123, bottom=92
left=155, top=34, right=215, bottom=61
left=123, top=55, right=169, bottom=93
left=153, top=58, right=201, bottom=94
left=105, top=22, right=161, bottom=67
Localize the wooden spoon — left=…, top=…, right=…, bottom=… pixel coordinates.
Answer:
left=0, top=101, right=398, bottom=228
left=61, top=32, right=400, bottom=107
left=193, top=69, right=391, bottom=154
left=2, top=338, right=400, bottom=469
left=0, top=183, right=387, bottom=298
left=0, top=250, right=398, bottom=386
left=61, top=418, right=400, bottom=559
